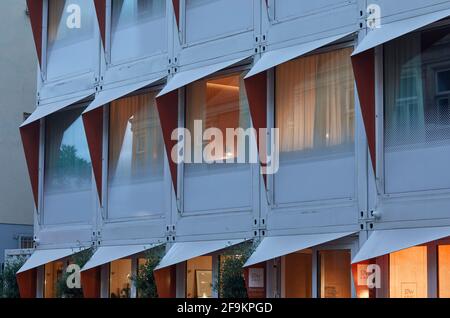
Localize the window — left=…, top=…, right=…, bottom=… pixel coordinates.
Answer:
left=389, top=246, right=428, bottom=298
left=185, top=73, right=251, bottom=166
left=108, top=92, right=165, bottom=219
left=276, top=47, right=355, bottom=157
left=439, top=245, right=450, bottom=298
left=19, top=236, right=34, bottom=249
left=384, top=26, right=450, bottom=193
left=111, top=0, right=166, bottom=64
left=109, top=259, right=132, bottom=298
left=319, top=250, right=351, bottom=298
left=46, top=0, right=96, bottom=79
left=186, top=256, right=213, bottom=298
left=274, top=47, right=355, bottom=204
left=283, top=251, right=312, bottom=298
left=44, top=261, right=64, bottom=298
left=44, top=108, right=93, bottom=225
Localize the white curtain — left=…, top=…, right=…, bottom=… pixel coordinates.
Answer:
left=276, top=47, right=355, bottom=156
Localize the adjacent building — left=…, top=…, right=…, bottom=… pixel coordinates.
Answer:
left=0, top=0, right=35, bottom=266
left=16, top=0, right=450, bottom=298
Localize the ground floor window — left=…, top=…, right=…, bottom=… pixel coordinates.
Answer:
left=109, top=259, right=132, bottom=298
left=186, top=256, right=213, bottom=298
left=283, top=251, right=312, bottom=298
left=44, top=261, right=64, bottom=298
left=319, top=250, right=352, bottom=298
left=438, top=245, right=450, bottom=298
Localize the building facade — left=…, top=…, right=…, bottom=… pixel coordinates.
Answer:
left=16, top=0, right=450, bottom=298
left=0, top=0, right=35, bottom=266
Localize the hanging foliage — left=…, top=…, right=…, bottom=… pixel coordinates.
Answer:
left=56, top=248, right=93, bottom=298
left=131, top=246, right=165, bottom=298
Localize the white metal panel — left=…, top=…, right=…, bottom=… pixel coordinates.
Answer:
left=157, top=56, right=250, bottom=97
left=352, top=226, right=450, bottom=264
left=245, top=32, right=352, bottom=78
left=185, top=0, right=253, bottom=45
left=155, top=239, right=246, bottom=270
left=244, top=231, right=355, bottom=267
left=353, top=8, right=450, bottom=55
left=20, top=92, right=93, bottom=127
left=83, top=76, right=166, bottom=114
left=273, top=0, right=355, bottom=22
left=17, top=247, right=87, bottom=273
left=81, top=243, right=161, bottom=272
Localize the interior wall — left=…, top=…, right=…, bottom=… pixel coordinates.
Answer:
left=186, top=256, right=213, bottom=298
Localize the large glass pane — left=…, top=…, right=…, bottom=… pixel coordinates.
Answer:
left=47, top=0, right=96, bottom=79
left=186, top=256, right=213, bottom=298
left=389, top=246, right=428, bottom=298
left=111, top=0, right=166, bottom=63
left=109, top=259, right=132, bottom=298
left=275, top=47, right=355, bottom=203
left=108, top=92, right=165, bottom=219
left=384, top=26, right=450, bottom=193
left=44, top=108, right=93, bottom=225
left=44, top=261, right=64, bottom=298
left=319, top=250, right=351, bottom=298
left=284, top=251, right=312, bottom=298
left=439, top=245, right=450, bottom=298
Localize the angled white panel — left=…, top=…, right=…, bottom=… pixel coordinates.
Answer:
left=353, top=9, right=450, bottom=55
left=157, top=56, right=251, bottom=97
left=245, top=32, right=353, bottom=78
left=81, top=243, right=162, bottom=272
left=244, top=232, right=355, bottom=267
left=352, top=226, right=450, bottom=264
left=21, top=92, right=94, bottom=128
left=83, top=76, right=166, bottom=114
left=17, top=247, right=87, bottom=274
left=155, top=239, right=247, bottom=270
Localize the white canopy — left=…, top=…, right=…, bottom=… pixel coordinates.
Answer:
left=17, top=247, right=88, bottom=274
left=353, top=9, right=450, bottom=56
left=157, top=56, right=251, bottom=97
left=81, top=243, right=162, bottom=272
left=244, top=232, right=356, bottom=267
left=155, top=239, right=247, bottom=270
left=352, top=226, right=450, bottom=264
left=245, top=32, right=353, bottom=78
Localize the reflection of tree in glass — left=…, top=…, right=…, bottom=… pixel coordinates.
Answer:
left=51, top=144, right=91, bottom=188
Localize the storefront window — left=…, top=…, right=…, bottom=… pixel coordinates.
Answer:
left=108, top=92, right=165, bottom=219
left=389, top=246, right=428, bottom=298
left=319, top=250, right=351, bottom=298
left=44, top=261, right=64, bottom=298
left=186, top=256, right=213, bottom=298
left=185, top=73, right=251, bottom=166
left=47, top=0, right=96, bottom=79
left=111, top=0, right=166, bottom=63
left=283, top=251, right=312, bottom=298
left=44, top=108, right=93, bottom=225
left=109, top=259, right=132, bottom=298
left=276, top=47, right=355, bottom=157
left=439, top=245, right=450, bottom=298
left=384, top=26, right=450, bottom=193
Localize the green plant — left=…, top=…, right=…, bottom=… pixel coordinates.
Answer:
left=56, top=248, right=93, bottom=298
left=0, top=256, right=27, bottom=298
left=215, top=242, right=255, bottom=299
left=131, top=246, right=165, bottom=298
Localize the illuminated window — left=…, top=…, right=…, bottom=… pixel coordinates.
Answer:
left=439, top=245, right=450, bottom=298
left=319, top=250, right=351, bottom=298
left=109, top=259, right=132, bottom=298
left=284, top=251, right=312, bottom=298
left=185, top=74, right=251, bottom=164
left=389, top=246, right=428, bottom=298
left=186, top=256, right=213, bottom=298
left=44, top=261, right=64, bottom=298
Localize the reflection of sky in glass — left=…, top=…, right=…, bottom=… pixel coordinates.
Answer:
left=115, top=120, right=133, bottom=177
left=61, top=117, right=91, bottom=163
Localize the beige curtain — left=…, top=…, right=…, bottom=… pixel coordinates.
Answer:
left=276, top=47, right=355, bottom=154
